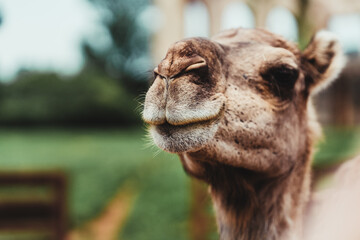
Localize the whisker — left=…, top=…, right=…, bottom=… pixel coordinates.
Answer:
left=134, top=92, right=148, bottom=115
left=152, top=148, right=163, bottom=158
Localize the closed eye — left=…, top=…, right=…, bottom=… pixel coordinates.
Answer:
left=169, top=62, right=208, bottom=80
left=153, top=69, right=166, bottom=80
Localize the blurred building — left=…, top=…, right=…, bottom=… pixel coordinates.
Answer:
left=148, top=0, right=360, bottom=126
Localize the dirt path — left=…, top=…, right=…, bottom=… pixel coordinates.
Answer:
left=66, top=182, right=137, bottom=240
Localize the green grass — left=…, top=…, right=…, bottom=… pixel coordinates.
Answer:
left=0, top=127, right=190, bottom=240
left=0, top=126, right=359, bottom=240
left=313, top=127, right=360, bottom=167
left=120, top=155, right=190, bottom=240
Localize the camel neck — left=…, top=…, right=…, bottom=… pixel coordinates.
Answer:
left=208, top=164, right=309, bottom=240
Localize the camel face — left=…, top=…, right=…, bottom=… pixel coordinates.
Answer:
left=143, top=38, right=227, bottom=153
left=143, top=28, right=345, bottom=162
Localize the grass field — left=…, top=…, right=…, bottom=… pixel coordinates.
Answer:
left=0, top=126, right=359, bottom=239
left=0, top=127, right=190, bottom=239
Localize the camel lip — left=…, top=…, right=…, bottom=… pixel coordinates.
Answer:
left=157, top=118, right=214, bottom=129
left=166, top=113, right=220, bottom=126
left=148, top=106, right=224, bottom=153
left=144, top=111, right=220, bottom=127
left=150, top=116, right=221, bottom=153
left=152, top=109, right=224, bottom=140
left=146, top=104, right=225, bottom=128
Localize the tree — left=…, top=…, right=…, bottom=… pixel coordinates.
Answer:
left=0, top=8, right=3, bottom=26
left=83, top=0, right=151, bottom=95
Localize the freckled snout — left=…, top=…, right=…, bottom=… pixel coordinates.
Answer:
left=142, top=39, right=226, bottom=127
left=142, top=76, right=167, bottom=125
left=142, top=75, right=225, bottom=126
left=141, top=38, right=228, bottom=153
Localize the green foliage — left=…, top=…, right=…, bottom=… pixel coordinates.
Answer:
left=313, top=127, right=360, bottom=167
left=0, top=70, right=139, bottom=126
left=83, top=0, right=151, bottom=95
left=0, top=0, right=152, bottom=126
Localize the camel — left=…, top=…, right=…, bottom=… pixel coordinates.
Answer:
left=142, top=28, right=346, bottom=240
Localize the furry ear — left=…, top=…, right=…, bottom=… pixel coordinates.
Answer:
left=302, top=30, right=346, bottom=94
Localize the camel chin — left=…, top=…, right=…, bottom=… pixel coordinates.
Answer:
left=149, top=118, right=220, bottom=153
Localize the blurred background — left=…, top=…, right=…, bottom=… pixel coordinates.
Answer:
left=0, top=0, right=359, bottom=239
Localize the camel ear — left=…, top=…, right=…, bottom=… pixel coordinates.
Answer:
left=302, top=30, right=346, bottom=94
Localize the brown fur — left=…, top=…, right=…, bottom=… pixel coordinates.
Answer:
left=143, top=28, right=345, bottom=240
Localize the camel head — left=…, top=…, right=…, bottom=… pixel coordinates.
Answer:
left=142, top=28, right=346, bottom=240
left=143, top=28, right=344, bottom=172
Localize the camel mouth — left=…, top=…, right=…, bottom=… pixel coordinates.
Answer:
left=154, top=117, right=217, bottom=135
left=143, top=102, right=225, bottom=127
left=148, top=108, right=224, bottom=153
left=152, top=104, right=225, bottom=134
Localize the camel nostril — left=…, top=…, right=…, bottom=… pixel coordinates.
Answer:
left=161, top=76, right=170, bottom=91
